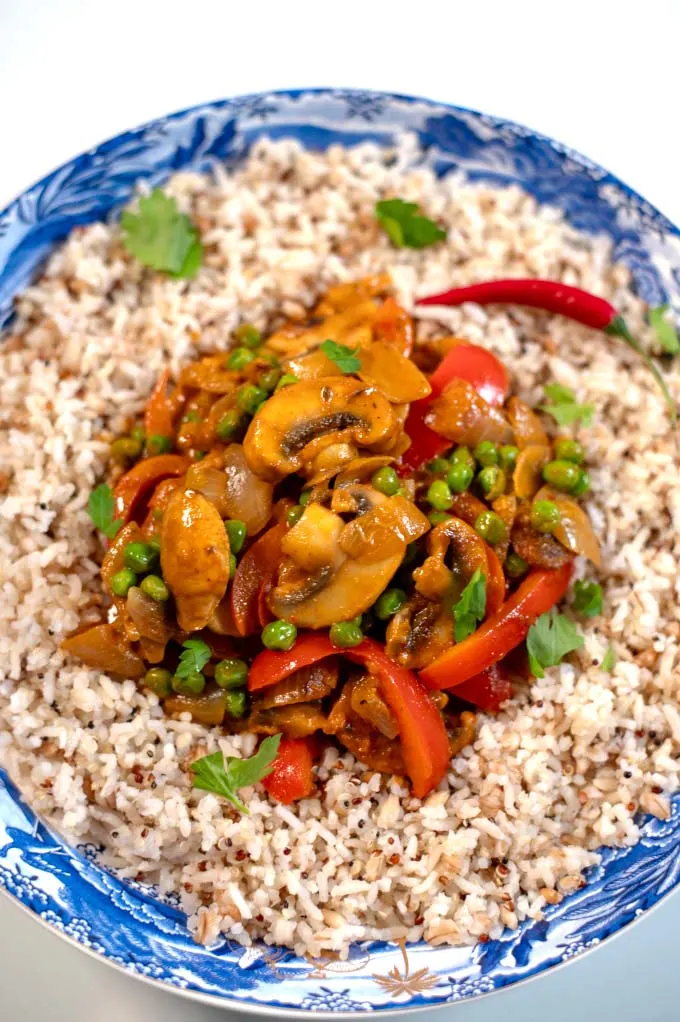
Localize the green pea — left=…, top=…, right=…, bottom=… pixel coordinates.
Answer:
left=182, top=410, right=202, bottom=424
left=427, top=479, right=453, bottom=511
left=225, top=689, right=248, bottom=719
left=214, top=658, right=249, bottom=690
left=144, top=667, right=173, bottom=697
left=110, top=436, right=143, bottom=462
left=428, top=510, right=452, bottom=526
left=571, top=469, right=591, bottom=497
left=299, top=489, right=312, bottom=506
left=276, top=373, right=299, bottom=391
left=146, top=434, right=173, bottom=456
left=234, top=323, right=262, bottom=349
left=123, top=542, right=158, bottom=573
left=530, top=499, right=561, bottom=534
left=450, top=446, right=475, bottom=469
left=474, top=441, right=499, bottom=467
left=542, top=459, right=582, bottom=493
left=477, top=465, right=506, bottom=501
left=216, top=409, right=243, bottom=442
left=237, top=383, right=267, bottom=415
left=260, top=367, right=282, bottom=392
left=499, top=445, right=519, bottom=472
left=193, top=451, right=206, bottom=461
left=140, top=574, right=170, bottom=602
left=171, top=671, right=205, bottom=695
left=286, top=505, right=305, bottom=527
left=371, top=466, right=401, bottom=496
left=474, top=510, right=508, bottom=545
left=330, top=621, right=364, bottom=648
left=554, top=438, right=584, bottom=464
left=446, top=461, right=474, bottom=494
left=229, top=553, right=237, bottom=577
left=110, top=568, right=137, bottom=597
left=375, top=588, right=407, bottom=620
left=225, top=519, right=247, bottom=555
left=505, top=551, right=529, bottom=578
left=426, top=456, right=449, bottom=474
left=227, top=347, right=256, bottom=371
left=130, top=423, right=146, bottom=443
left=261, top=620, right=297, bottom=651
left=259, top=351, right=280, bottom=368
left=148, top=536, right=162, bottom=554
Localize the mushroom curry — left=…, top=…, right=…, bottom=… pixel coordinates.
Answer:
left=65, top=276, right=600, bottom=801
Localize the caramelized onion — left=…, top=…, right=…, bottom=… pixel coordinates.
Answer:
left=61, top=623, right=145, bottom=679
left=222, top=444, right=273, bottom=535
left=535, top=485, right=602, bottom=566
left=425, top=378, right=513, bottom=447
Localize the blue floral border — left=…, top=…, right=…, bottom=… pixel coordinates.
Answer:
left=1, top=89, right=680, bottom=1016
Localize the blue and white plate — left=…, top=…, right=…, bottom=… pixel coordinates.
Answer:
left=1, top=89, right=679, bottom=1017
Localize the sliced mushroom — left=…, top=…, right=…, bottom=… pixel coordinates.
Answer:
left=304, top=440, right=359, bottom=485
left=513, top=444, right=551, bottom=500
left=425, top=378, right=513, bottom=447
left=243, top=376, right=398, bottom=482
left=357, top=341, right=431, bottom=403
left=281, top=503, right=345, bottom=573
left=266, top=300, right=379, bottom=358
left=386, top=596, right=453, bottom=670
left=179, top=355, right=238, bottom=394
left=258, top=659, right=340, bottom=709
left=334, top=455, right=395, bottom=487
left=413, top=516, right=489, bottom=602
left=326, top=680, right=405, bottom=774
left=350, top=674, right=399, bottom=740
left=160, top=488, right=231, bottom=631
left=510, top=502, right=572, bottom=569
left=315, top=274, right=392, bottom=315
left=339, top=496, right=430, bottom=564
left=507, top=396, right=549, bottom=447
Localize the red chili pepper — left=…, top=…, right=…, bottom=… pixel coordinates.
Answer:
left=419, top=561, right=573, bottom=691
left=249, top=634, right=450, bottom=799
left=230, top=524, right=286, bottom=636
left=262, top=737, right=317, bottom=804
left=113, top=454, right=190, bottom=524
left=400, top=343, right=510, bottom=473
left=417, top=278, right=675, bottom=421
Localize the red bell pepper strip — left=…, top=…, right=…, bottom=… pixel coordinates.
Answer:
left=230, top=524, right=286, bottom=636
left=417, top=279, right=675, bottom=422
left=452, top=663, right=512, bottom=712
left=485, top=546, right=506, bottom=616
left=419, top=561, right=573, bottom=691
left=113, top=454, right=190, bottom=524
left=262, top=737, right=317, bottom=804
left=373, top=296, right=414, bottom=357
left=400, top=343, right=510, bottom=474
left=144, top=368, right=176, bottom=440
left=249, top=634, right=450, bottom=799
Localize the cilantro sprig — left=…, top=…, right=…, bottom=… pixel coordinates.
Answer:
left=175, top=638, right=211, bottom=680
left=539, top=383, right=594, bottom=428
left=527, top=609, right=584, bottom=678
left=572, top=580, right=603, bottom=619
left=191, top=734, right=282, bottom=813
left=320, top=339, right=362, bottom=374
left=452, top=570, right=487, bottom=643
left=375, top=198, right=446, bottom=249
left=600, top=644, right=617, bottom=672
left=121, top=189, right=203, bottom=278
left=87, top=484, right=122, bottom=539
left=649, top=305, right=680, bottom=355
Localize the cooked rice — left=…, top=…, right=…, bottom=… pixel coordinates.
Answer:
left=1, top=136, right=679, bottom=956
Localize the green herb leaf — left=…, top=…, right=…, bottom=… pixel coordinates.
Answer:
left=539, top=383, right=594, bottom=427
left=649, top=305, right=680, bottom=355
left=190, top=734, right=283, bottom=814
left=526, top=609, right=584, bottom=678
left=573, top=580, right=603, bottom=618
left=452, top=569, right=487, bottom=643
left=121, top=188, right=203, bottom=278
left=175, top=638, right=211, bottom=679
left=87, top=484, right=122, bottom=539
left=320, top=339, right=361, bottom=374
left=600, top=644, right=616, bottom=672
left=375, top=198, right=447, bottom=250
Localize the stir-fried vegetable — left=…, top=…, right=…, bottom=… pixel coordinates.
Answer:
left=66, top=276, right=605, bottom=805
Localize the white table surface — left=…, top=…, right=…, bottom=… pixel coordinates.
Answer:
left=1, top=1, right=679, bottom=1018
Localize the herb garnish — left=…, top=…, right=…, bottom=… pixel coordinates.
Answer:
left=600, top=644, right=616, bottom=672
left=539, top=383, right=594, bottom=427
left=175, top=638, right=211, bottom=679
left=572, top=580, right=603, bottom=618
left=375, top=198, right=446, bottom=249
left=526, top=609, right=584, bottom=678
left=452, top=570, right=487, bottom=643
left=121, top=189, right=203, bottom=278
left=320, top=339, right=362, bottom=374
left=191, top=734, right=282, bottom=813
left=649, top=305, right=680, bottom=355
left=87, top=484, right=122, bottom=539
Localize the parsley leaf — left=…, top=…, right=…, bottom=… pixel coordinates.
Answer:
left=320, top=339, right=362, bottom=374
left=191, top=734, right=282, bottom=813
left=87, top=484, right=122, bottom=539
left=573, top=580, right=603, bottom=618
left=375, top=198, right=446, bottom=249
left=452, top=569, right=487, bottom=643
left=649, top=305, right=680, bottom=355
left=539, top=383, right=594, bottom=427
left=600, top=644, right=616, bottom=672
left=121, top=189, right=203, bottom=278
left=526, top=609, right=584, bottom=678
left=175, top=638, right=211, bottom=679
